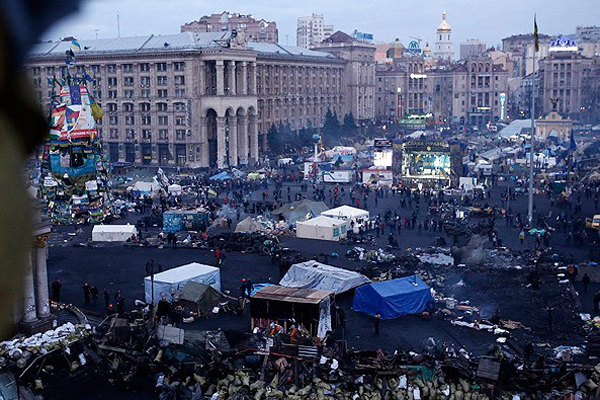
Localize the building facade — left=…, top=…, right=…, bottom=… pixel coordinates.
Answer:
left=297, top=14, right=334, bottom=49
left=314, top=31, right=376, bottom=122
left=181, top=12, right=278, bottom=43
left=27, top=31, right=370, bottom=169
left=460, top=39, right=486, bottom=60
left=536, top=36, right=593, bottom=121
left=434, top=12, right=454, bottom=61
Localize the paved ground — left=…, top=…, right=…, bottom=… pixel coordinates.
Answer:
left=46, top=179, right=598, bottom=399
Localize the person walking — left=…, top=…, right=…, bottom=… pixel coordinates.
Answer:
left=103, top=288, right=110, bottom=309
left=373, top=313, right=381, bottom=334
left=90, top=285, right=99, bottom=305
left=582, top=273, right=591, bottom=294
left=51, top=279, right=62, bottom=302
left=82, top=283, right=91, bottom=305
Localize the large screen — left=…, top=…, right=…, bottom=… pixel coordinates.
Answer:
left=374, top=150, right=393, bottom=167
left=402, top=151, right=451, bottom=179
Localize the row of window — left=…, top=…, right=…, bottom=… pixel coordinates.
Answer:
left=30, top=62, right=185, bottom=77
left=108, top=128, right=188, bottom=140
left=106, top=115, right=187, bottom=126
left=106, top=102, right=187, bottom=112
left=106, top=75, right=186, bottom=86
left=103, top=88, right=186, bottom=99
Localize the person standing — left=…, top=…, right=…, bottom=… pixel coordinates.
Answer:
left=519, top=229, right=525, bottom=244
left=51, top=279, right=62, bottom=302
left=82, top=283, right=91, bottom=305
left=103, top=288, right=110, bottom=309
left=373, top=313, right=381, bottom=334
left=90, top=285, right=99, bottom=305
left=215, top=248, right=222, bottom=267
left=582, top=273, right=591, bottom=294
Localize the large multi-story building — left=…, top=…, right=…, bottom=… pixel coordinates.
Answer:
left=434, top=12, right=454, bottom=61
left=181, top=12, right=278, bottom=43
left=460, top=39, right=486, bottom=60
left=27, top=30, right=372, bottom=169
left=314, top=31, right=376, bottom=122
left=375, top=53, right=509, bottom=127
left=297, top=14, right=334, bottom=49
left=538, top=36, right=593, bottom=120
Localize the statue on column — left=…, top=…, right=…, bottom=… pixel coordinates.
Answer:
left=228, top=29, right=248, bottom=49
left=549, top=97, right=560, bottom=112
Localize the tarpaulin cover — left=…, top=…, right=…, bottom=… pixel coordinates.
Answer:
left=92, top=224, right=137, bottom=242
left=144, top=263, right=221, bottom=303
left=352, top=276, right=433, bottom=320
left=279, top=260, right=369, bottom=294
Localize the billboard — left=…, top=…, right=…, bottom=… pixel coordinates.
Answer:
left=363, top=170, right=393, bottom=187
left=401, top=141, right=451, bottom=180
left=374, top=150, right=393, bottom=167
left=407, top=40, right=422, bottom=56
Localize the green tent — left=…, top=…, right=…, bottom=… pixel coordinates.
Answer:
left=179, top=281, right=230, bottom=315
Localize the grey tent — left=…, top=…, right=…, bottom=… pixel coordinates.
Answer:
left=179, top=281, right=231, bottom=315
left=272, top=199, right=329, bottom=224
left=235, top=216, right=265, bottom=232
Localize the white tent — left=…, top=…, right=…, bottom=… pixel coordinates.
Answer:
left=296, top=216, right=349, bottom=241
left=92, top=225, right=137, bottom=242
left=144, top=262, right=221, bottom=303
left=321, top=205, right=369, bottom=227
left=168, top=184, right=183, bottom=196
left=279, top=260, right=370, bottom=294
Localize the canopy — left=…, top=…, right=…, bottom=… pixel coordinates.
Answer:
left=296, top=215, right=349, bottom=241
left=128, top=178, right=161, bottom=196
left=280, top=260, right=370, bottom=294
left=352, top=276, right=433, bottom=320
left=92, top=224, right=137, bottom=242
left=272, top=199, right=329, bottom=224
left=144, top=262, right=221, bottom=303
left=321, top=205, right=369, bottom=222
left=179, top=281, right=228, bottom=315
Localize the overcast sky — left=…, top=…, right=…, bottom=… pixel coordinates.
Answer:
left=44, top=0, right=600, bottom=49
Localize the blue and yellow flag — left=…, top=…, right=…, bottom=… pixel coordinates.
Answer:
left=533, top=15, right=539, bottom=52
left=71, top=40, right=81, bottom=51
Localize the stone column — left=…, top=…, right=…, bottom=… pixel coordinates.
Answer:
left=199, top=61, right=205, bottom=96
left=34, top=235, right=51, bottom=318
left=200, top=117, right=209, bottom=167
left=215, top=60, right=225, bottom=96
left=238, top=115, right=248, bottom=164
left=216, top=116, right=226, bottom=168
left=249, top=62, right=257, bottom=95
left=228, top=116, right=238, bottom=166
left=22, top=252, right=37, bottom=323
left=240, top=62, right=248, bottom=95
left=228, top=61, right=236, bottom=96
left=250, top=116, right=259, bottom=163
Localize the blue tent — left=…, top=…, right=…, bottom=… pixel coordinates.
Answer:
left=352, top=276, right=433, bottom=320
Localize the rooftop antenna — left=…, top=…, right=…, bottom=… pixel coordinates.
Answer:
left=94, top=29, right=99, bottom=40
left=117, top=14, right=121, bottom=38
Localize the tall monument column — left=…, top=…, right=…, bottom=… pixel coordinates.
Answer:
left=216, top=116, right=226, bottom=168
left=228, top=116, right=238, bottom=166
left=228, top=61, right=237, bottom=96
left=216, top=60, right=225, bottom=96
left=21, top=252, right=37, bottom=324
left=240, top=61, right=248, bottom=95
left=34, top=234, right=51, bottom=318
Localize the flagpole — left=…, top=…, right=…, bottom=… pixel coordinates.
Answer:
left=528, top=15, right=537, bottom=226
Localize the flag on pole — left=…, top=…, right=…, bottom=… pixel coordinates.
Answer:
left=71, top=40, right=81, bottom=51
left=569, top=130, right=577, bottom=151
left=534, top=15, right=539, bottom=52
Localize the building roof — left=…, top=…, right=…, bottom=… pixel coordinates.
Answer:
left=252, top=285, right=332, bottom=304
left=437, top=12, right=452, bottom=32
left=323, top=30, right=354, bottom=44
left=29, top=31, right=337, bottom=60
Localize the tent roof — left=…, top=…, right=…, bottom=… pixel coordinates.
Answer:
left=252, top=285, right=332, bottom=304
left=297, top=215, right=345, bottom=227
left=280, top=260, right=370, bottom=294
left=369, top=276, right=430, bottom=298
left=149, top=262, right=219, bottom=284
left=322, top=205, right=369, bottom=218
left=235, top=216, right=265, bottom=232
left=92, top=224, right=137, bottom=233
